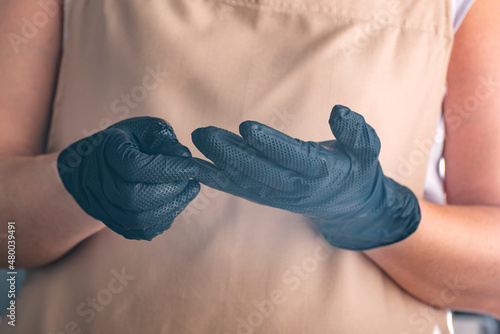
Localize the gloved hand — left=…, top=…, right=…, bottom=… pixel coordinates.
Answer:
left=191, top=105, right=420, bottom=250
left=57, top=117, right=200, bottom=240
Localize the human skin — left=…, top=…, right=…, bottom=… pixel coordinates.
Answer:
left=0, top=0, right=498, bottom=318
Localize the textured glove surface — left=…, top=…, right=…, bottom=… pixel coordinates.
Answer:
left=192, top=105, right=420, bottom=250
left=57, top=117, right=200, bottom=240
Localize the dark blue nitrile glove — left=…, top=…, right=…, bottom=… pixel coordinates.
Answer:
left=191, top=105, right=420, bottom=250
left=57, top=117, right=200, bottom=241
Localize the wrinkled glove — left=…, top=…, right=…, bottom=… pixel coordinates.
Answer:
left=191, top=105, right=420, bottom=250
left=57, top=117, right=200, bottom=240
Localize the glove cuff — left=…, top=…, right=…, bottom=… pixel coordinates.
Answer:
left=315, top=174, right=421, bottom=251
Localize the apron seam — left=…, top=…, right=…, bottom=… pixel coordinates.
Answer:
left=208, top=0, right=453, bottom=38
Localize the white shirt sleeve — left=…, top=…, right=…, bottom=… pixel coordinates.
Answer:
left=451, top=0, right=476, bottom=32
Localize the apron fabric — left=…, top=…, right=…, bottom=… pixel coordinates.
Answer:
left=1, top=0, right=454, bottom=333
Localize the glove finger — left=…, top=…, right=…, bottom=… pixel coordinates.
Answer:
left=192, top=126, right=306, bottom=192
left=190, top=158, right=234, bottom=191
left=328, top=105, right=381, bottom=165
left=239, top=121, right=327, bottom=177
left=103, top=175, right=189, bottom=212
left=103, top=180, right=200, bottom=240
left=105, top=129, right=199, bottom=183
left=193, top=158, right=307, bottom=201
left=110, top=116, right=192, bottom=157
left=122, top=180, right=201, bottom=235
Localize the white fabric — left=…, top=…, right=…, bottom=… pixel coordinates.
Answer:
left=451, top=0, right=476, bottom=32
left=424, top=117, right=447, bottom=204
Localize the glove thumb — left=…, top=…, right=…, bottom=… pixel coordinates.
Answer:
left=113, top=117, right=192, bottom=157
left=328, top=105, right=381, bottom=163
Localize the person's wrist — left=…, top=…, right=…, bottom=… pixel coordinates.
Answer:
left=33, top=152, right=105, bottom=231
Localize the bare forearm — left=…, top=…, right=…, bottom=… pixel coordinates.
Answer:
left=365, top=200, right=500, bottom=318
left=0, top=0, right=63, bottom=155
left=0, top=153, right=104, bottom=268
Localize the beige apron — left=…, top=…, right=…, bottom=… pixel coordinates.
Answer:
left=2, top=0, right=454, bottom=333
